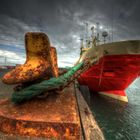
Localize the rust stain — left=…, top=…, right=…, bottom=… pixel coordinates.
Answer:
left=0, top=85, right=81, bottom=139
left=2, top=32, right=59, bottom=85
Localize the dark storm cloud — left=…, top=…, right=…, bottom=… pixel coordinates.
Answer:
left=0, top=0, right=140, bottom=66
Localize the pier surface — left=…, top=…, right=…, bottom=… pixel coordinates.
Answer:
left=0, top=70, right=105, bottom=140
left=0, top=82, right=81, bottom=139
left=75, top=86, right=105, bottom=140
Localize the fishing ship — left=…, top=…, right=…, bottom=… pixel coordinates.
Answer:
left=77, top=24, right=140, bottom=102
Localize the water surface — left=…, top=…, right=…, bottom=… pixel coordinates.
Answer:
left=82, top=78, right=140, bottom=140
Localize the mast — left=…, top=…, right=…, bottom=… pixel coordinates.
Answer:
left=91, top=26, right=94, bottom=38
left=85, top=22, right=90, bottom=48
left=4, top=56, right=7, bottom=66
left=80, top=38, right=84, bottom=49
left=91, top=26, right=96, bottom=47
left=96, top=22, right=101, bottom=45
left=111, top=3, right=114, bottom=42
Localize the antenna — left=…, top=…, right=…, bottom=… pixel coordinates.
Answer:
left=4, top=56, right=7, bottom=66
left=85, top=22, right=88, bottom=39
left=91, top=26, right=96, bottom=47
left=80, top=38, right=84, bottom=49
left=102, top=31, right=108, bottom=44
left=85, top=22, right=89, bottom=47
left=96, top=22, right=100, bottom=43
left=91, top=26, right=94, bottom=38
left=111, top=4, right=114, bottom=42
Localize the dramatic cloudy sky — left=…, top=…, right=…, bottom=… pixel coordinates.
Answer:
left=0, top=0, right=140, bottom=66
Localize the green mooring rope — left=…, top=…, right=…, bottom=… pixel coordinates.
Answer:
left=12, top=62, right=84, bottom=103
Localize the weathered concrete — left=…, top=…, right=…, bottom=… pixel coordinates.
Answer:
left=75, top=85, right=105, bottom=140
left=0, top=84, right=81, bottom=140
left=0, top=71, right=105, bottom=140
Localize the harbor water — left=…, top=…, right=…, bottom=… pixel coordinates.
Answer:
left=81, top=78, right=140, bottom=140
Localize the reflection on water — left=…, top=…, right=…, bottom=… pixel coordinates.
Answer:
left=81, top=78, right=140, bottom=140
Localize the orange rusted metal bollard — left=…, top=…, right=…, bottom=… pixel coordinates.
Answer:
left=2, top=32, right=58, bottom=85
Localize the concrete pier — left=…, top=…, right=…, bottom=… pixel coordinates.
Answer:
left=75, top=86, right=105, bottom=140
left=0, top=83, right=81, bottom=140
left=0, top=73, right=105, bottom=140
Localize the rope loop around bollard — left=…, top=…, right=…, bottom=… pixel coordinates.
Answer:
left=12, top=59, right=93, bottom=103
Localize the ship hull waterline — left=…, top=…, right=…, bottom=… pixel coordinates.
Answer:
left=78, top=54, right=140, bottom=102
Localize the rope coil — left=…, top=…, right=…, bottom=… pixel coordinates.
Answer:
left=12, top=60, right=92, bottom=103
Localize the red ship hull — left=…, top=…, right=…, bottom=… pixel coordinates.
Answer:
left=78, top=54, right=140, bottom=102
